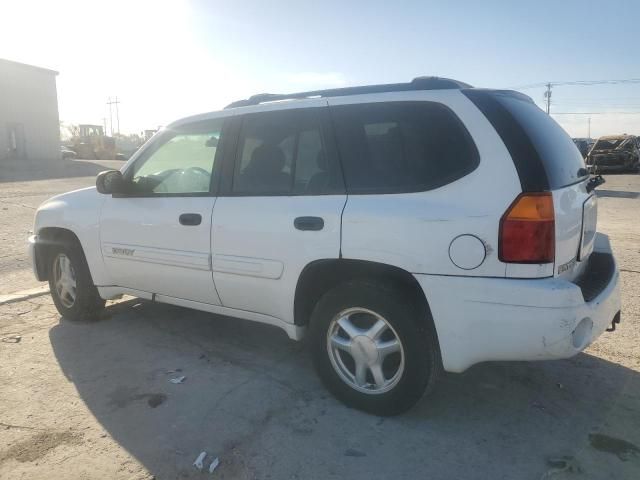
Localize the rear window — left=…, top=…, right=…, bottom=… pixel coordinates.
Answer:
left=331, top=102, right=479, bottom=193
left=489, top=92, right=588, bottom=189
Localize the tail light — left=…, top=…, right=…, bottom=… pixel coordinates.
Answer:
left=499, top=193, right=555, bottom=263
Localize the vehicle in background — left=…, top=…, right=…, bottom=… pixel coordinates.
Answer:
left=60, top=145, right=77, bottom=159
left=586, top=134, right=640, bottom=173
left=70, top=124, right=117, bottom=160
left=114, top=134, right=146, bottom=160
left=143, top=129, right=158, bottom=141
left=572, top=138, right=590, bottom=158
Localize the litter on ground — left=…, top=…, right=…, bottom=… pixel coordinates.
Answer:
left=193, top=451, right=207, bottom=470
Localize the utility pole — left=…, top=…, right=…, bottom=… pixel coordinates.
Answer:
left=115, top=96, right=120, bottom=135
left=107, top=97, right=113, bottom=136
left=544, top=83, right=552, bottom=114
left=587, top=117, right=591, bottom=138
left=106, top=96, right=121, bottom=135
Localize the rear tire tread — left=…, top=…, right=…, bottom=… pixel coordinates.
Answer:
left=309, top=279, right=441, bottom=416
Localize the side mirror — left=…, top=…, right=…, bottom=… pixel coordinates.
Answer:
left=96, top=170, right=125, bottom=194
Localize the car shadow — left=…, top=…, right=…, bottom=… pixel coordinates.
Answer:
left=49, top=300, right=640, bottom=479
left=596, top=189, right=640, bottom=199
left=0, top=158, right=124, bottom=183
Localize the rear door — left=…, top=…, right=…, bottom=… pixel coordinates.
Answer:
left=100, top=117, right=230, bottom=304
left=210, top=102, right=346, bottom=323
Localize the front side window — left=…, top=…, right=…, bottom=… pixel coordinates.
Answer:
left=331, top=102, right=479, bottom=193
left=232, top=109, right=341, bottom=195
left=129, top=119, right=224, bottom=195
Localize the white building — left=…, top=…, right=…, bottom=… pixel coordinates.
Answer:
left=0, top=58, right=60, bottom=162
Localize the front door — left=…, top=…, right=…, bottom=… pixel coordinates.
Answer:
left=99, top=116, right=230, bottom=304
left=211, top=104, right=347, bottom=323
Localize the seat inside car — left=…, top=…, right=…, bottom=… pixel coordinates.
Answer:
left=239, top=143, right=291, bottom=192
left=306, top=151, right=330, bottom=193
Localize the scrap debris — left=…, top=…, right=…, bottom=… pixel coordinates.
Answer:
left=169, top=376, right=186, bottom=384
left=193, top=452, right=220, bottom=474
left=540, top=455, right=580, bottom=479
left=1, top=333, right=22, bottom=343
left=193, top=451, right=207, bottom=470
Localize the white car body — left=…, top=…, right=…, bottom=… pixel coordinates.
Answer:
left=29, top=81, right=621, bottom=375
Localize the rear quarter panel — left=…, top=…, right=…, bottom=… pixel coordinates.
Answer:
left=336, top=90, right=521, bottom=276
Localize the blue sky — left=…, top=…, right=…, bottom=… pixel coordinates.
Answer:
left=2, top=0, right=639, bottom=137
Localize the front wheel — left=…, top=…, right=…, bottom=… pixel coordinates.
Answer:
left=309, top=280, right=441, bottom=416
left=48, top=245, right=105, bottom=321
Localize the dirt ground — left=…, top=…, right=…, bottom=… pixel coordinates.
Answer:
left=0, top=159, right=122, bottom=294
left=0, top=165, right=639, bottom=479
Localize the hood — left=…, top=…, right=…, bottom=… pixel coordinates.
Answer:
left=34, top=186, right=105, bottom=233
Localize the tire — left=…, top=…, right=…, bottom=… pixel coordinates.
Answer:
left=309, top=279, right=441, bottom=416
left=48, top=243, right=105, bottom=321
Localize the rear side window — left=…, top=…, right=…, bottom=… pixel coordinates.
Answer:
left=232, top=108, right=343, bottom=195
left=331, top=102, right=479, bottom=193
left=464, top=90, right=588, bottom=190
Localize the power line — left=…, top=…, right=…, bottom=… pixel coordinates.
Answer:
left=551, top=112, right=640, bottom=115
left=510, top=78, right=640, bottom=116
left=508, top=78, right=640, bottom=90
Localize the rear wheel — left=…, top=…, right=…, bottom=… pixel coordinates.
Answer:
left=309, top=280, right=440, bottom=416
left=48, top=245, right=105, bottom=321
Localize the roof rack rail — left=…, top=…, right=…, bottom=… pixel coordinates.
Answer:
left=224, top=76, right=472, bottom=109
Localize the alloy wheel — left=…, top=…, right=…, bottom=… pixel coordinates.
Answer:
left=326, top=307, right=405, bottom=395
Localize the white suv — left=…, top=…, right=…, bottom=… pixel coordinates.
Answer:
left=29, top=77, right=621, bottom=415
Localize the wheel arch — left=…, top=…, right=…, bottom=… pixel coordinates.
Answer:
left=294, top=258, right=438, bottom=337
left=35, top=227, right=87, bottom=280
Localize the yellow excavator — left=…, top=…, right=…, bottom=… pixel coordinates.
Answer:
left=70, top=125, right=116, bottom=160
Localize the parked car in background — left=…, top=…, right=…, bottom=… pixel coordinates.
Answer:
left=586, top=134, right=640, bottom=173
left=60, top=146, right=77, bottom=159
left=30, top=77, right=620, bottom=415
left=572, top=138, right=590, bottom=158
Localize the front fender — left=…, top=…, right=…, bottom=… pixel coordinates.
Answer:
left=33, top=187, right=109, bottom=285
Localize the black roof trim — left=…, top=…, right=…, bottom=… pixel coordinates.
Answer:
left=462, top=89, right=550, bottom=192
left=225, top=77, right=472, bottom=109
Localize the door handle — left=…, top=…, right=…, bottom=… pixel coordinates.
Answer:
left=179, top=213, right=202, bottom=226
left=294, top=216, right=324, bottom=231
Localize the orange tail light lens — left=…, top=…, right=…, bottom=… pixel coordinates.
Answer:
left=499, top=193, right=555, bottom=263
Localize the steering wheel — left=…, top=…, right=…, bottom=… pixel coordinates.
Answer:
left=184, top=167, right=210, bottom=177
left=153, top=177, right=168, bottom=193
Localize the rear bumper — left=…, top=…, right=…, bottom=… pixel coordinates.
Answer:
left=415, top=233, right=621, bottom=373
